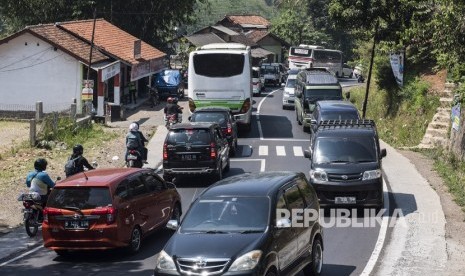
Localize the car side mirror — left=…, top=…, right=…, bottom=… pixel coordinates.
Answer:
left=276, top=218, right=291, bottom=229
left=166, top=220, right=179, bottom=230
left=380, top=149, right=387, bottom=158
left=304, top=150, right=312, bottom=159
left=311, top=119, right=317, bottom=125
left=345, top=92, right=351, bottom=100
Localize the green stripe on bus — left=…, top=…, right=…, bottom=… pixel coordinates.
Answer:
left=194, top=100, right=244, bottom=109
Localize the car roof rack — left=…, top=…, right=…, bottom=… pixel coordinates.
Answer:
left=317, top=119, right=376, bottom=129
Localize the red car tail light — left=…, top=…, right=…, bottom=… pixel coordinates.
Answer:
left=163, top=143, right=168, bottom=160
left=91, top=206, right=117, bottom=224
left=210, top=142, right=217, bottom=159
left=227, top=123, right=232, bottom=134
left=43, top=207, right=63, bottom=224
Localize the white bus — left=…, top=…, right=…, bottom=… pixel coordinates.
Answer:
left=288, top=44, right=343, bottom=77
left=188, top=43, right=252, bottom=130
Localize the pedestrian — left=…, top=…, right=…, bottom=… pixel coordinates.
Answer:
left=129, top=81, right=137, bottom=104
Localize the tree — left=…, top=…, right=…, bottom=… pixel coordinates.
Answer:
left=0, top=0, right=205, bottom=46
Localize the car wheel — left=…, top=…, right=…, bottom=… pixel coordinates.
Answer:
left=229, top=142, right=236, bottom=157
left=127, top=226, right=142, bottom=254
left=224, top=157, right=230, bottom=173
left=265, top=270, right=277, bottom=276
left=213, top=162, right=223, bottom=182
left=303, top=123, right=309, bottom=132
left=54, top=249, right=71, bottom=257
left=297, top=109, right=302, bottom=125
left=303, top=238, right=323, bottom=276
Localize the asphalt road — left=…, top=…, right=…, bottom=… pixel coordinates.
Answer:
left=0, top=77, right=385, bottom=276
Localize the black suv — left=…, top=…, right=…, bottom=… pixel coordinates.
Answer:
left=188, top=106, right=238, bottom=156
left=163, top=122, right=230, bottom=182
left=154, top=171, right=323, bottom=276
left=310, top=100, right=360, bottom=139
left=304, top=120, right=387, bottom=209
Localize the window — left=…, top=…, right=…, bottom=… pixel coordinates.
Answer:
left=284, top=185, right=306, bottom=210
left=115, top=180, right=129, bottom=199
left=142, top=174, right=165, bottom=192
left=47, top=187, right=112, bottom=209
left=193, top=53, right=245, bottom=77
left=314, top=137, right=377, bottom=163
left=128, top=177, right=148, bottom=197
left=297, top=178, right=314, bottom=207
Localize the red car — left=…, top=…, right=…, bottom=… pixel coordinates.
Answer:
left=42, top=168, right=181, bottom=256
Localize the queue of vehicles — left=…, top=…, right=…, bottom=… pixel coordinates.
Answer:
left=28, top=42, right=380, bottom=276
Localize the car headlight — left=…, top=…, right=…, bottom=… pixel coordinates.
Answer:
left=229, top=250, right=262, bottom=272
left=156, top=250, right=176, bottom=271
left=362, top=169, right=381, bottom=180
left=310, top=169, right=328, bottom=182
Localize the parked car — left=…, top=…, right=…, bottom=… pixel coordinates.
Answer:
left=282, top=69, right=300, bottom=109
left=304, top=120, right=387, bottom=209
left=163, top=122, right=230, bottom=182
left=310, top=100, right=361, bottom=139
left=353, top=65, right=363, bottom=78
left=153, top=69, right=184, bottom=99
left=189, top=106, right=238, bottom=156
left=342, top=64, right=354, bottom=78
left=154, top=171, right=324, bottom=276
left=252, top=66, right=264, bottom=96
left=42, top=168, right=182, bottom=255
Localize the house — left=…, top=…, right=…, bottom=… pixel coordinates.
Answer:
left=0, top=19, right=167, bottom=117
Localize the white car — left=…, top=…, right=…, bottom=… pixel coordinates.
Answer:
left=282, top=69, right=299, bottom=109
left=342, top=63, right=354, bottom=78
left=252, top=66, right=263, bottom=96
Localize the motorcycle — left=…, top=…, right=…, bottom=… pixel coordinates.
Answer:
left=165, top=114, right=179, bottom=130
left=126, top=149, right=143, bottom=168
left=17, top=192, right=44, bottom=237
left=357, top=74, right=365, bottom=83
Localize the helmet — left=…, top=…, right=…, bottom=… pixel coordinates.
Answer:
left=167, top=97, right=173, bottom=103
left=132, top=121, right=140, bottom=128
left=73, top=144, right=83, bottom=155
left=34, top=158, right=48, bottom=172
left=129, top=122, right=139, bottom=132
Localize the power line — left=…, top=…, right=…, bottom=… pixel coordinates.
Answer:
left=0, top=53, right=64, bottom=73
left=0, top=47, right=52, bottom=71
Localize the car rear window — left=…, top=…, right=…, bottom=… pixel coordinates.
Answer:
left=191, top=113, right=227, bottom=127
left=47, top=187, right=112, bottom=209
left=305, top=88, right=342, bottom=101
left=321, top=111, right=360, bottom=120
left=167, top=129, right=211, bottom=145
left=252, top=70, right=260, bottom=78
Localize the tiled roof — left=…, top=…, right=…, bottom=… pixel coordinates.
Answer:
left=185, top=33, right=225, bottom=47
left=229, top=33, right=257, bottom=47
left=226, top=15, right=270, bottom=27
left=58, top=19, right=166, bottom=65
left=246, top=30, right=269, bottom=43
left=27, top=24, right=109, bottom=64
left=211, top=25, right=238, bottom=36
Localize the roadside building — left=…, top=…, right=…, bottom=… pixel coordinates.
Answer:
left=0, top=19, right=167, bottom=119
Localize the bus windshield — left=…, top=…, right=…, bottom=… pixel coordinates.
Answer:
left=193, top=53, right=245, bottom=77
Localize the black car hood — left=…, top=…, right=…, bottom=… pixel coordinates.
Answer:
left=312, top=162, right=380, bottom=173
left=164, top=232, right=266, bottom=259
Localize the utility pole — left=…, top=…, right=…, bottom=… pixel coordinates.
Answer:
left=83, top=7, right=97, bottom=115
left=362, top=21, right=379, bottom=118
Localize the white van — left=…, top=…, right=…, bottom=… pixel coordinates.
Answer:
left=188, top=43, right=252, bottom=131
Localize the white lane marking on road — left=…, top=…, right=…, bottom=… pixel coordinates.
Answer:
left=359, top=180, right=390, bottom=276
left=230, top=159, right=266, bottom=172
left=256, top=89, right=280, bottom=141
left=293, top=146, right=304, bottom=157
left=0, top=245, right=43, bottom=267
left=276, top=146, right=286, bottom=156
left=259, top=145, right=268, bottom=156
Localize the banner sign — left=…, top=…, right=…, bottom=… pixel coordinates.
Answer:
left=451, top=103, right=461, bottom=131
left=130, top=56, right=168, bottom=81
left=390, top=52, right=404, bottom=87
left=101, top=61, right=120, bottom=82
left=81, top=80, right=94, bottom=101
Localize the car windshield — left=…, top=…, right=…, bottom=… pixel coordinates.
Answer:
left=191, top=112, right=228, bottom=127
left=314, top=137, right=377, bottom=163
left=47, top=187, right=112, bottom=210
left=180, top=196, right=270, bottom=233
left=167, top=129, right=211, bottom=145
left=320, top=111, right=360, bottom=120
left=286, top=79, right=296, bottom=88
left=305, top=89, right=342, bottom=101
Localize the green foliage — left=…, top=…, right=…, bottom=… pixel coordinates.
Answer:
left=38, top=115, right=116, bottom=150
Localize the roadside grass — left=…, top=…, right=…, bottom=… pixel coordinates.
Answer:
left=422, top=148, right=465, bottom=210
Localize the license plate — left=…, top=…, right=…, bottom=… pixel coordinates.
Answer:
left=127, top=154, right=138, bottom=160
left=65, top=220, right=89, bottom=230
left=335, top=197, right=356, bottom=204
left=182, top=154, right=196, bottom=161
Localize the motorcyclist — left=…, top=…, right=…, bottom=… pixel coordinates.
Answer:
left=65, top=144, right=94, bottom=177
left=125, top=122, right=145, bottom=164
left=164, top=97, right=183, bottom=123
left=132, top=121, right=148, bottom=162
left=26, top=158, right=55, bottom=206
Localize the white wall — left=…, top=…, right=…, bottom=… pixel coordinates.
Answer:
left=0, top=32, right=81, bottom=112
